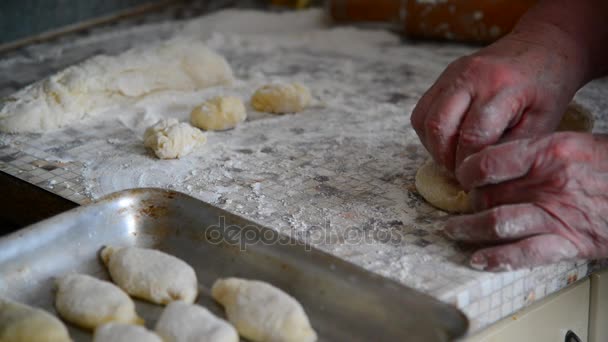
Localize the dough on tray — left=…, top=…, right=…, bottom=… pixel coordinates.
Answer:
left=55, top=273, right=143, bottom=330
left=0, top=297, right=72, bottom=342
left=251, top=82, right=311, bottom=114
left=93, top=323, right=162, bottom=342
left=155, top=301, right=238, bottom=342
left=211, top=277, right=317, bottom=342
left=0, top=38, right=233, bottom=133
left=143, top=118, right=206, bottom=159
left=414, top=102, right=595, bottom=213
left=100, top=246, right=198, bottom=305
left=191, top=96, right=247, bottom=131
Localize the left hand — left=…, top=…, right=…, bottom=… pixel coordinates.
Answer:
left=444, top=132, right=608, bottom=271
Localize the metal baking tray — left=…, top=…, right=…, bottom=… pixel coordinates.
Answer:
left=0, top=188, right=468, bottom=341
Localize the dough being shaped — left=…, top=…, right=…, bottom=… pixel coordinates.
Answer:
left=251, top=83, right=311, bottom=114
left=414, top=102, right=594, bottom=213
left=0, top=297, right=72, bottom=342
left=55, top=273, right=143, bottom=330
left=144, top=118, right=206, bottom=159
left=0, top=38, right=233, bottom=133
left=415, top=159, right=472, bottom=213
left=100, top=246, right=198, bottom=305
left=93, top=323, right=162, bottom=342
left=211, top=278, right=317, bottom=342
left=191, top=96, right=247, bottom=131
left=155, top=301, right=238, bottom=342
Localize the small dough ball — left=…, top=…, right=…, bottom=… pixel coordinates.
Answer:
left=191, top=96, right=247, bottom=131
left=251, top=83, right=311, bottom=114
left=143, top=118, right=206, bottom=159
left=415, top=159, right=472, bottom=213
left=212, top=278, right=317, bottom=342
left=100, top=246, right=198, bottom=305
left=0, top=298, right=72, bottom=342
left=557, top=102, right=594, bottom=132
left=55, top=273, right=143, bottom=330
left=93, top=323, right=162, bottom=342
left=155, top=301, right=238, bottom=342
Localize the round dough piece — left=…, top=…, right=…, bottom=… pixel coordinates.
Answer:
left=251, top=82, right=312, bottom=114
left=93, top=323, right=162, bottom=342
left=414, top=102, right=594, bottom=213
left=100, top=246, right=198, bottom=305
left=211, top=277, right=317, bottom=342
left=143, top=118, right=206, bottom=159
left=190, top=96, right=246, bottom=131
left=155, top=301, right=238, bottom=342
left=0, top=298, right=72, bottom=342
left=415, top=159, right=472, bottom=213
left=55, top=273, right=143, bottom=330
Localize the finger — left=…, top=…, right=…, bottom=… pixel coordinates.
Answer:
left=423, top=88, right=472, bottom=171
left=456, top=138, right=536, bottom=190
left=454, top=90, right=525, bottom=168
left=469, top=234, right=579, bottom=272
left=469, top=177, right=540, bottom=211
left=445, top=203, right=555, bottom=242
left=411, top=79, right=449, bottom=148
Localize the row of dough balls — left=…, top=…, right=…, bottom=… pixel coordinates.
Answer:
left=144, top=82, right=312, bottom=159
left=0, top=246, right=317, bottom=342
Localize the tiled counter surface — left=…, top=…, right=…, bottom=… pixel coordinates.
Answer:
left=1, top=8, right=607, bottom=333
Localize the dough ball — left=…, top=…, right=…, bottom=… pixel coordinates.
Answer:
left=212, top=278, right=317, bottom=342
left=251, top=83, right=311, bottom=114
left=143, top=118, right=206, bottom=159
left=0, top=38, right=233, bottom=133
left=415, top=159, right=472, bottom=213
left=100, top=246, right=198, bottom=305
left=93, top=323, right=162, bottom=342
left=190, top=96, right=247, bottom=131
left=155, top=301, right=238, bottom=342
left=0, top=298, right=72, bottom=342
left=55, top=273, right=143, bottom=330
left=414, top=102, right=594, bottom=213
left=557, top=102, right=594, bottom=132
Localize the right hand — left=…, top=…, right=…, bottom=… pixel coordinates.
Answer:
left=410, top=27, right=587, bottom=173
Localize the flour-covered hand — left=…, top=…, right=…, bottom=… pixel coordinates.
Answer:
left=444, top=132, right=608, bottom=271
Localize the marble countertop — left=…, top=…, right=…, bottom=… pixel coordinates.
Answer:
left=1, top=7, right=607, bottom=334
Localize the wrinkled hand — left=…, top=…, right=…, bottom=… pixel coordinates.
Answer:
left=445, top=132, right=608, bottom=271
left=411, top=32, right=585, bottom=172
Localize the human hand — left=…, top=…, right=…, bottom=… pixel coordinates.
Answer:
left=411, top=30, right=586, bottom=172
left=444, top=132, right=608, bottom=271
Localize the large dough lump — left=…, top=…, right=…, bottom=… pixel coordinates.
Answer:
left=100, top=246, right=198, bottom=305
left=211, top=277, right=317, bottom=342
left=251, top=83, right=311, bottom=114
left=0, top=297, right=72, bottom=342
left=155, top=301, right=238, bottom=342
left=93, top=323, right=162, bottom=342
left=191, top=96, right=247, bottom=131
left=55, top=273, right=143, bottom=330
left=144, top=118, right=206, bottom=159
left=0, top=38, right=233, bottom=133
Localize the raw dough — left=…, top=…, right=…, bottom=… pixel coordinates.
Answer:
left=143, top=118, right=206, bottom=159
left=100, top=246, right=198, bottom=305
left=211, top=277, right=317, bottom=342
left=251, top=83, right=311, bottom=114
left=0, top=38, right=233, bottom=133
left=93, top=323, right=162, bottom=342
left=154, top=301, right=238, bottom=342
left=414, top=102, right=594, bottom=213
left=0, top=297, right=72, bottom=342
left=191, top=96, right=247, bottom=131
left=55, top=273, right=143, bottom=330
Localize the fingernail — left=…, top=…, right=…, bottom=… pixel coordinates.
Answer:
left=470, top=254, right=487, bottom=271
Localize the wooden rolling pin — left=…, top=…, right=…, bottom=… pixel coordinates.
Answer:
left=327, top=0, right=537, bottom=44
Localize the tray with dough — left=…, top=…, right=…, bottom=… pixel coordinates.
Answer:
left=0, top=188, right=468, bottom=341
